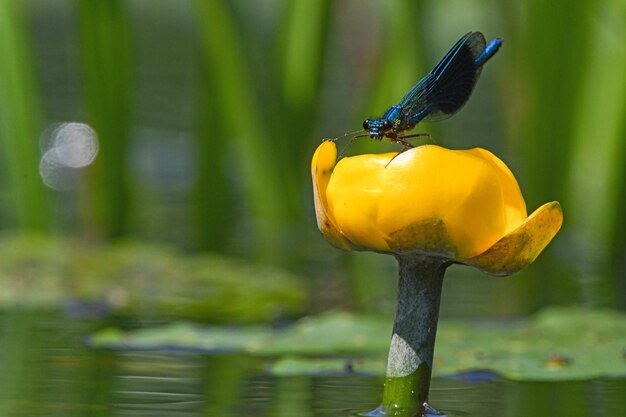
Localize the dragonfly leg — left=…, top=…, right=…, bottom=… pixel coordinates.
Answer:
left=384, top=133, right=429, bottom=167
left=385, top=147, right=410, bottom=168
left=395, top=137, right=414, bottom=149
left=398, top=132, right=435, bottom=145
left=386, top=134, right=414, bottom=149
left=337, top=133, right=369, bottom=159
left=326, top=129, right=365, bottom=142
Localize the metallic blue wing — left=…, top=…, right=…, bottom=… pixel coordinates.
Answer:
left=397, top=32, right=499, bottom=125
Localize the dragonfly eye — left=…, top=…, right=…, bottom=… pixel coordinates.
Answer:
left=363, top=119, right=371, bottom=131
left=383, top=119, right=392, bottom=130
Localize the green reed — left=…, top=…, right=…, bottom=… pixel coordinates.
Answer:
left=77, top=0, right=133, bottom=238
left=0, top=0, right=49, bottom=231
left=505, top=0, right=625, bottom=308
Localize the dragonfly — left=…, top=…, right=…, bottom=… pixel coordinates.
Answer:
left=332, top=32, right=502, bottom=149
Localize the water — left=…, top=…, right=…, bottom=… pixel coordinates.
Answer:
left=1, top=310, right=624, bottom=417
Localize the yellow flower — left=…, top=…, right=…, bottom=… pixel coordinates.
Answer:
left=311, top=141, right=562, bottom=276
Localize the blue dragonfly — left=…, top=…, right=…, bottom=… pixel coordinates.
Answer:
left=333, top=32, right=502, bottom=149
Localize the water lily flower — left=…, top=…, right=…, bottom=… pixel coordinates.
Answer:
left=311, top=141, right=562, bottom=416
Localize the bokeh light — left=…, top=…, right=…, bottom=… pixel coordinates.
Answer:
left=52, top=122, right=99, bottom=168
left=39, top=122, right=99, bottom=190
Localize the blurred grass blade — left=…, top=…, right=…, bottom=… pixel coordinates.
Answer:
left=193, top=60, right=232, bottom=252
left=510, top=0, right=597, bottom=308
left=279, top=0, right=331, bottom=188
left=610, top=103, right=626, bottom=307
left=281, top=0, right=330, bottom=113
left=368, top=0, right=424, bottom=113
left=77, top=0, right=133, bottom=238
left=348, top=252, right=394, bottom=312
left=194, top=0, right=287, bottom=261
left=0, top=0, right=49, bottom=230
left=565, top=3, right=626, bottom=306
left=520, top=0, right=597, bottom=208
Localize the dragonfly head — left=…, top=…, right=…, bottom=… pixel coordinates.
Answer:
left=363, top=118, right=392, bottom=140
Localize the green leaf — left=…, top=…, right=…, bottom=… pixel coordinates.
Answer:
left=90, top=307, right=626, bottom=381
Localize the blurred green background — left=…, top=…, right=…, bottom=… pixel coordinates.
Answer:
left=2, top=0, right=623, bottom=315
left=1, top=1, right=625, bottom=416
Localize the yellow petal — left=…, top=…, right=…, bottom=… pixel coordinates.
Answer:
left=327, top=145, right=520, bottom=258
left=465, top=148, right=527, bottom=234
left=462, top=201, right=563, bottom=276
left=324, top=150, right=396, bottom=252
left=310, top=141, right=561, bottom=272
left=311, top=141, right=357, bottom=250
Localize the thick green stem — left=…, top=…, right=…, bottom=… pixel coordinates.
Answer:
left=374, top=254, right=447, bottom=416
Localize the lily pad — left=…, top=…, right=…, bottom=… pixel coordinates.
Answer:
left=270, top=356, right=385, bottom=376
left=0, top=234, right=308, bottom=323
left=90, top=307, right=626, bottom=381
left=251, top=312, right=391, bottom=355
left=91, top=323, right=269, bottom=353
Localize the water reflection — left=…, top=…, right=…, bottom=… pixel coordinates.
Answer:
left=0, top=309, right=115, bottom=416
left=429, top=379, right=505, bottom=417
left=0, top=310, right=624, bottom=417
left=114, top=353, right=204, bottom=416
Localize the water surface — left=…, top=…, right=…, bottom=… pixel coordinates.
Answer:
left=1, top=310, right=624, bottom=417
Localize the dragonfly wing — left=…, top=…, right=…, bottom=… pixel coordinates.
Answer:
left=400, top=32, right=489, bottom=124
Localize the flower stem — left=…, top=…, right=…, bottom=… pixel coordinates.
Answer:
left=376, top=254, right=447, bottom=416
